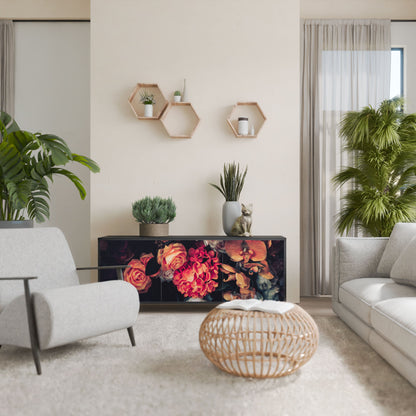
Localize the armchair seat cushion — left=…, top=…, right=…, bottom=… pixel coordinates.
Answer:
left=339, top=278, right=416, bottom=325
left=0, top=280, right=139, bottom=349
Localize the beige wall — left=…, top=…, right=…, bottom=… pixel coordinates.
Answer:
left=0, top=0, right=89, bottom=20
left=301, top=0, right=416, bottom=19
left=90, top=0, right=301, bottom=301
left=5, top=0, right=416, bottom=302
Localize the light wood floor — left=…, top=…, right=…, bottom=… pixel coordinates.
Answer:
left=299, top=296, right=336, bottom=317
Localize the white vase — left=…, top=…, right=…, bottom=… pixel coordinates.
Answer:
left=222, top=201, right=241, bottom=236
left=182, top=78, right=187, bottom=102
left=173, top=95, right=181, bottom=102
left=144, top=104, right=153, bottom=117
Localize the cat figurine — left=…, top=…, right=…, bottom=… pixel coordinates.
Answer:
left=230, top=203, right=253, bottom=237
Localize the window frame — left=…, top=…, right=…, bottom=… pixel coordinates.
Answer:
left=391, top=46, right=405, bottom=99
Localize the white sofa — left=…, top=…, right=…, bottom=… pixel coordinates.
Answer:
left=332, top=223, right=416, bottom=387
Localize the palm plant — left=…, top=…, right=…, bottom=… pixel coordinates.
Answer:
left=210, top=162, right=248, bottom=201
left=0, top=111, right=100, bottom=222
left=333, top=97, right=416, bottom=237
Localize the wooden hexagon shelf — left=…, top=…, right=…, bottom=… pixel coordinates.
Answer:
left=160, top=102, right=200, bottom=139
left=128, top=83, right=168, bottom=120
left=226, top=102, right=267, bottom=138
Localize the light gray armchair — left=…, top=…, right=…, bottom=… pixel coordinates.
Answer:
left=0, top=227, right=140, bottom=374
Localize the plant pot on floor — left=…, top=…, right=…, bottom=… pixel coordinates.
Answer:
left=0, top=220, right=34, bottom=229
left=139, top=223, right=169, bottom=237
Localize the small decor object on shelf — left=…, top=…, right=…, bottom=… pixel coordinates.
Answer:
left=230, top=203, right=253, bottom=237
left=128, top=83, right=168, bottom=120
left=173, top=90, right=181, bottom=103
left=227, top=102, right=266, bottom=138
left=140, top=90, right=156, bottom=118
left=238, top=117, right=249, bottom=136
left=132, top=196, right=176, bottom=236
left=182, top=78, right=187, bottom=102
left=210, top=162, right=248, bottom=236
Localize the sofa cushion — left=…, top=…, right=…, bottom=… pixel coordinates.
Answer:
left=376, top=222, right=416, bottom=277
left=339, top=278, right=416, bottom=325
left=390, top=236, right=416, bottom=287
left=371, top=297, right=416, bottom=362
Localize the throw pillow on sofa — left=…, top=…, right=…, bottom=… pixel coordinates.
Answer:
left=377, top=222, right=416, bottom=276
left=390, top=236, right=416, bottom=287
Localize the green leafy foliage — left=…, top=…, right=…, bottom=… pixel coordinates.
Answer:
left=132, top=196, right=176, bottom=224
left=0, top=111, right=100, bottom=222
left=139, top=90, right=156, bottom=105
left=210, top=162, right=248, bottom=201
left=333, top=97, right=416, bottom=237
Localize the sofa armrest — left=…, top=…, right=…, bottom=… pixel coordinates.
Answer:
left=333, top=237, right=388, bottom=302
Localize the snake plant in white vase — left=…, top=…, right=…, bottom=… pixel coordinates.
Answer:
left=210, top=162, right=248, bottom=236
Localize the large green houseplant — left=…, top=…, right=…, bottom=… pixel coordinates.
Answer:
left=333, top=97, right=416, bottom=237
left=0, top=111, right=99, bottom=224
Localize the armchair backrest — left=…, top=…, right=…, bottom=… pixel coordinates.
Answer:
left=0, top=227, right=79, bottom=311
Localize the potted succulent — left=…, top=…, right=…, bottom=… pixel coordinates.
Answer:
left=140, top=90, right=156, bottom=117
left=210, top=162, right=247, bottom=235
left=173, top=90, right=181, bottom=103
left=0, top=111, right=99, bottom=227
left=132, top=196, right=176, bottom=236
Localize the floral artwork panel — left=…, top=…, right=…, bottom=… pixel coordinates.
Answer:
left=98, top=237, right=285, bottom=302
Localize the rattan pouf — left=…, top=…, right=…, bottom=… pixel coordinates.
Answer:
left=199, top=300, right=319, bottom=378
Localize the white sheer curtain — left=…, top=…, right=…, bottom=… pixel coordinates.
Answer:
left=0, top=20, right=14, bottom=116
left=300, top=19, right=391, bottom=296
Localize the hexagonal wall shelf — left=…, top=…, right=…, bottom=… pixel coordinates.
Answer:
left=160, top=102, right=200, bottom=139
left=226, top=102, right=267, bottom=138
left=128, top=83, right=168, bottom=120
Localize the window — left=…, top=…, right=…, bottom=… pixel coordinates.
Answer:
left=390, top=48, right=404, bottom=99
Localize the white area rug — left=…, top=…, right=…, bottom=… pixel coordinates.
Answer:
left=0, top=313, right=415, bottom=416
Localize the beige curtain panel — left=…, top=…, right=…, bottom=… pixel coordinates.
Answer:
left=0, top=20, right=15, bottom=116
left=300, top=19, right=391, bottom=296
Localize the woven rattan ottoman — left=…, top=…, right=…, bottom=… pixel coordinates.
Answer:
left=199, top=300, right=319, bottom=378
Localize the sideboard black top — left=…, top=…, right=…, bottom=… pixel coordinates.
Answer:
left=99, top=235, right=286, bottom=241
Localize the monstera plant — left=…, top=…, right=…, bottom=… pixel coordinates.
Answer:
left=0, top=111, right=99, bottom=223
left=333, top=97, right=416, bottom=237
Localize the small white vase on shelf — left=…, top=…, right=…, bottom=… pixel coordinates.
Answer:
left=182, top=78, right=187, bottom=102
left=222, top=201, right=241, bottom=236
left=144, top=104, right=153, bottom=117
left=174, top=95, right=181, bottom=103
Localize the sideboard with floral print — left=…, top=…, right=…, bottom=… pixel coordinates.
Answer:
left=98, top=236, right=286, bottom=303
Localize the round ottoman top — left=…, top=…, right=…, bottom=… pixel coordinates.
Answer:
left=216, top=299, right=295, bottom=314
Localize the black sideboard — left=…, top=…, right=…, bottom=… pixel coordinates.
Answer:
left=98, top=235, right=286, bottom=303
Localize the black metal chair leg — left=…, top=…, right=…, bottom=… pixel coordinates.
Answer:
left=127, top=327, right=136, bottom=346
left=23, top=280, right=42, bottom=375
